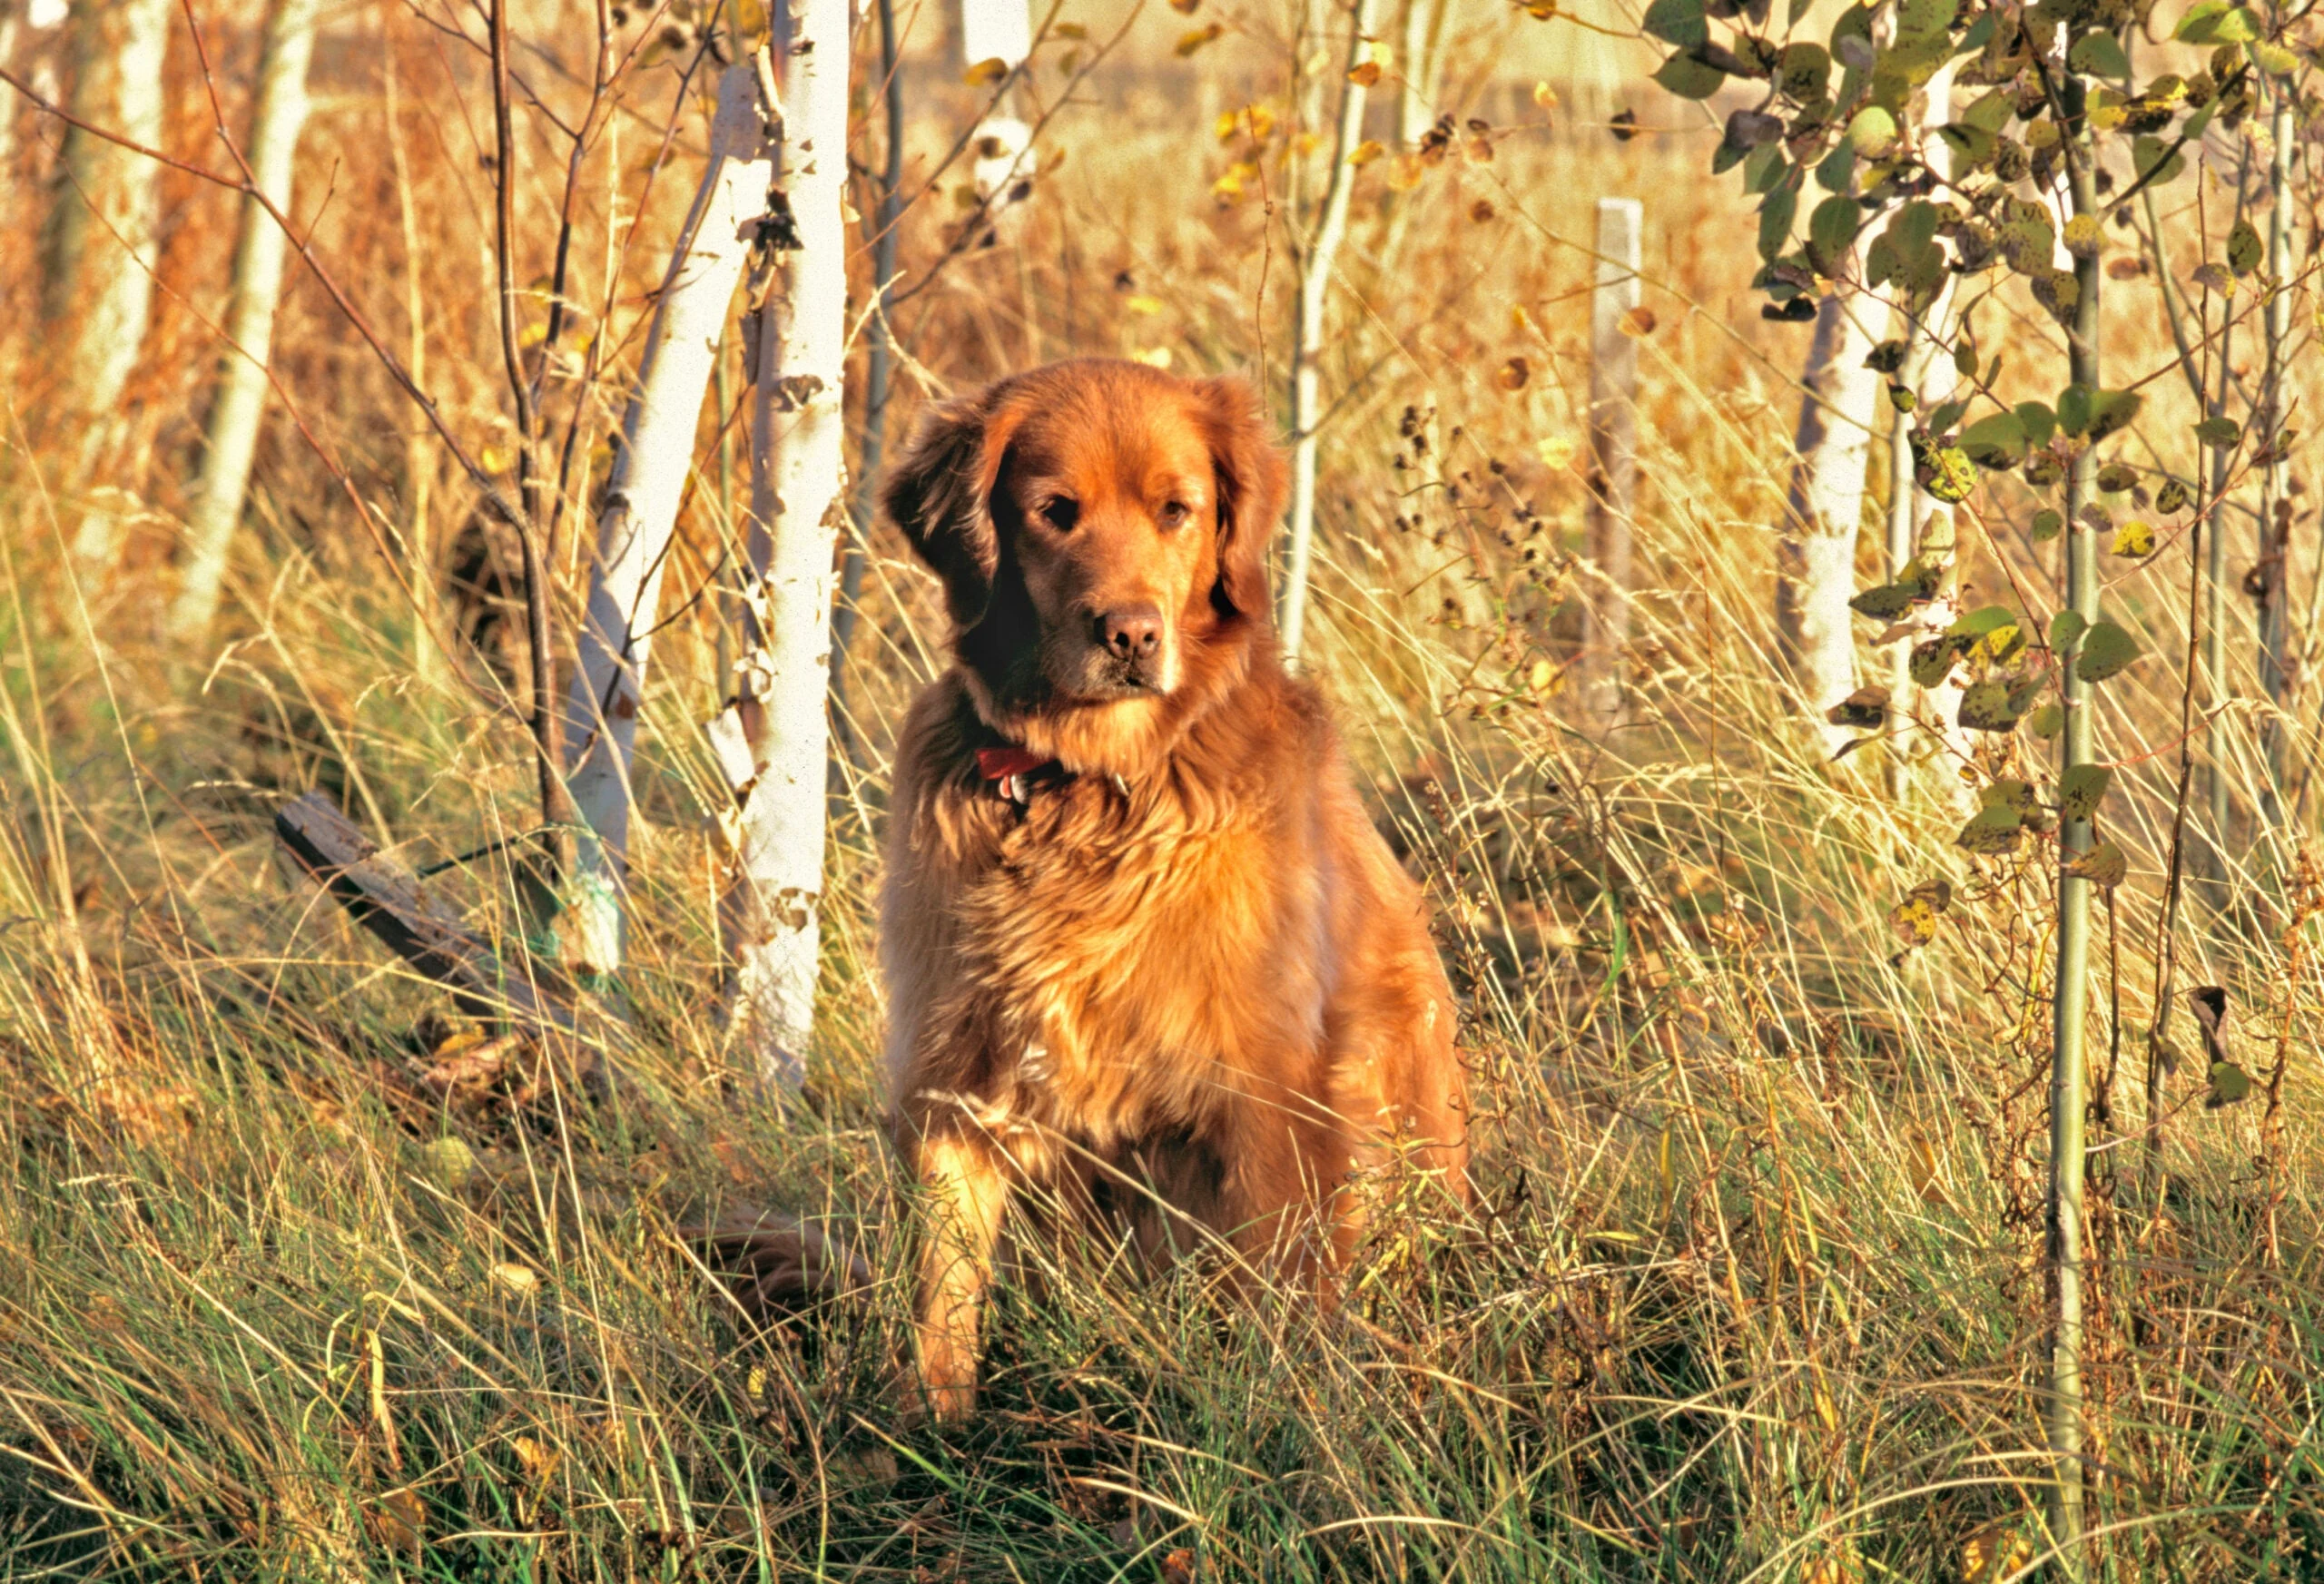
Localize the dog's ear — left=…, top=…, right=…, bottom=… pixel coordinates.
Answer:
left=881, top=383, right=1024, bottom=627
left=1193, top=376, right=1288, bottom=622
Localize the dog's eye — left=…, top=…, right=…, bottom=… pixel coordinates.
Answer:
left=1157, top=501, right=1190, bottom=530
left=1040, top=497, right=1079, bottom=531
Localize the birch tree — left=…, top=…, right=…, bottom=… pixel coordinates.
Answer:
left=1777, top=287, right=1881, bottom=759
left=1397, top=0, right=1449, bottom=148
left=42, top=0, right=171, bottom=577
left=561, top=64, right=773, bottom=980
left=167, top=0, right=321, bottom=643
left=1277, top=0, right=1384, bottom=666
left=716, top=21, right=849, bottom=1093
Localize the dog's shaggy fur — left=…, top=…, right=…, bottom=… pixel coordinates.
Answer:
left=878, top=359, right=1468, bottom=1417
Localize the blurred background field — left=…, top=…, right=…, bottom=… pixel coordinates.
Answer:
left=0, top=0, right=2319, bottom=1576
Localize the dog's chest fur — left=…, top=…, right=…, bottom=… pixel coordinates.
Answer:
left=945, top=771, right=1324, bottom=1155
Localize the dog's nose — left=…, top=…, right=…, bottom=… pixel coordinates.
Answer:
left=1098, top=605, right=1162, bottom=661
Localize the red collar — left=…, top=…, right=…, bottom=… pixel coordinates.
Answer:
left=975, top=744, right=1060, bottom=807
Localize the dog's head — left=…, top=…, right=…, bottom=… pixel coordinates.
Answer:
left=881, top=359, right=1287, bottom=765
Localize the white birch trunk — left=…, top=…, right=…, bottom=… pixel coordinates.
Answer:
left=167, top=0, right=321, bottom=643
left=1777, top=287, right=1880, bottom=760
left=558, top=65, right=773, bottom=979
left=1396, top=0, right=1448, bottom=148
left=1884, top=60, right=1972, bottom=807
left=717, top=21, right=849, bottom=1092
left=1277, top=0, right=1384, bottom=667
left=44, top=0, right=171, bottom=576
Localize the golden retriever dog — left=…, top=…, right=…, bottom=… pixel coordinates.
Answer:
left=878, top=358, right=1468, bottom=1418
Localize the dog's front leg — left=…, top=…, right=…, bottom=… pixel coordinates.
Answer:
left=905, top=1127, right=1010, bottom=1420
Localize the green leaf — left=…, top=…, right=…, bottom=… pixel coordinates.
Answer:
left=2076, top=621, right=2142, bottom=682
left=1758, top=178, right=1799, bottom=262
left=2070, top=31, right=2131, bottom=76
left=1807, top=196, right=1861, bottom=276
left=2207, top=1058, right=2253, bottom=1106
left=2030, top=702, right=2065, bottom=738
left=2133, top=133, right=2187, bottom=187
left=1850, top=581, right=1925, bottom=620
left=2196, top=416, right=2242, bottom=448
left=1846, top=104, right=1899, bottom=155
left=2059, top=763, right=2112, bottom=821
left=1815, top=143, right=1857, bottom=193
left=1654, top=50, right=1727, bottom=99
left=1952, top=605, right=2025, bottom=662
left=2056, top=384, right=2093, bottom=437
left=1964, top=87, right=2015, bottom=133
left=2156, top=478, right=2191, bottom=513
left=2248, top=37, right=2300, bottom=74
left=2014, top=402, right=2058, bottom=447
left=1911, top=635, right=1969, bottom=688
left=2086, top=389, right=2143, bottom=442
left=1743, top=143, right=1788, bottom=194
left=2065, top=841, right=2129, bottom=889
left=1961, top=411, right=2029, bottom=468
left=1957, top=678, right=2025, bottom=732
left=2050, top=609, right=2088, bottom=649
left=1642, top=0, right=1709, bottom=46
left=1827, top=684, right=1890, bottom=728
left=2176, top=0, right=2260, bottom=43
left=2033, top=508, right=2064, bottom=542
left=1955, top=803, right=2025, bottom=855
left=1777, top=41, right=1831, bottom=100
left=2228, top=218, right=2264, bottom=274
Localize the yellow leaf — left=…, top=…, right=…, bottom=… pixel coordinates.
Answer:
left=1174, top=22, right=1223, bottom=55
left=1052, top=20, right=1086, bottom=36
left=1130, top=346, right=1174, bottom=369
left=1169, top=0, right=1200, bottom=11
left=1961, top=1520, right=2034, bottom=1582
left=963, top=56, right=1009, bottom=85
left=1125, top=294, right=1165, bottom=316
left=1347, top=60, right=1382, bottom=86
left=1532, top=81, right=1559, bottom=108
left=517, top=320, right=549, bottom=349
left=1535, top=435, right=1578, bottom=468
left=479, top=443, right=515, bottom=475
left=513, top=1433, right=560, bottom=1481
left=1510, top=303, right=1533, bottom=330
left=1388, top=153, right=1425, bottom=190
left=489, top=1262, right=540, bottom=1297
left=2112, top=518, right=2156, bottom=556
left=1216, top=109, right=1239, bottom=141
left=1347, top=139, right=1385, bottom=166
left=1527, top=658, right=1556, bottom=694
left=371, top=1489, right=425, bottom=1558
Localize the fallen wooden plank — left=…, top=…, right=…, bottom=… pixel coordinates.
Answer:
left=272, top=792, right=615, bottom=1080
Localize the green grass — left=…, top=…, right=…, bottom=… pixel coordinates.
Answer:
left=3, top=21, right=2322, bottom=1579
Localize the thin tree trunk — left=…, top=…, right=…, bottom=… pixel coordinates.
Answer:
left=831, top=0, right=902, bottom=772
left=1885, top=61, right=1969, bottom=807
left=1277, top=0, right=1384, bottom=668
left=560, top=64, right=773, bottom=979
left=2200, top=152, right=2250, bottom=896
left=2257, top=81, right=2294, bottom=830
left=44, top=0, right=172, bottom=578
left=1777, top=288, right=1880, bottom=759
left=167, top=0, right=321, bottom=643
left=1582, top=196, right=1640, bottom=716
left=1396, top=0, right=1448, bottom=147
left=383, top=31, right=439, bottom=690
left=2046, top=77, right=2103, bottom=1581
left=718, top=20, right=849, bottom=1093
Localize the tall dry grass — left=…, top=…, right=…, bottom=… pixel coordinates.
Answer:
left=0, top=0, right=2319, bottom=1577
